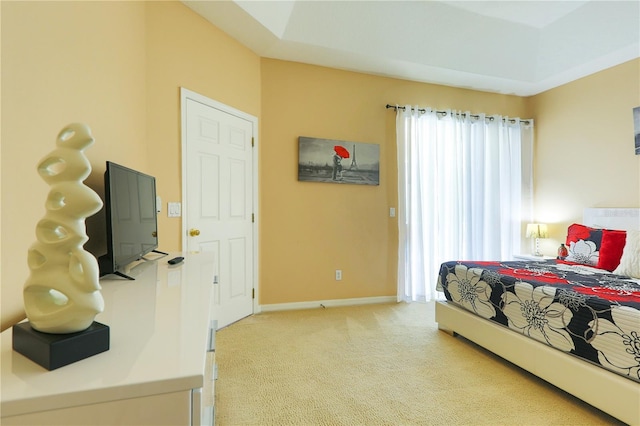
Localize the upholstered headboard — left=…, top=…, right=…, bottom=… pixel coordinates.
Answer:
left=583, top=208, right=640, bottom=231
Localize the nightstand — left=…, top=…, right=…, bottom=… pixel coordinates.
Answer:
left=513, top=254, right=555, bottom=261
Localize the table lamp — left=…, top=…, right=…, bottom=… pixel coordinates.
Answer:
left=526, top=223, right=548, bottom=256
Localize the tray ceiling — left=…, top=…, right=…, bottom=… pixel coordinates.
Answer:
left=182, top=1, right=640, bottom=96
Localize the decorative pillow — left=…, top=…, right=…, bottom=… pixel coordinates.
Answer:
left=596, top=229, right=626, bottom=271
left=613, top=230, right=640, bottom=279
left=565, top=223, right=602, bottom=266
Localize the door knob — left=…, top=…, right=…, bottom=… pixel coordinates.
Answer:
left=189, top=228, right=201, bottom=237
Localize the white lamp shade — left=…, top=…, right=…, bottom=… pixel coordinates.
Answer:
left=526, top=223, right=548, bottom=239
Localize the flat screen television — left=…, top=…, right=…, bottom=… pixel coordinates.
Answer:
left=98, top=161, right=166, bottom=280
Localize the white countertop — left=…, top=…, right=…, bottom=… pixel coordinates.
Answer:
left=1, top=251, right=215, bottom=418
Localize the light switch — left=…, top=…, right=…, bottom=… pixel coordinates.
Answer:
left=390, top=207, right=396, bottom=217
left=168, top=202, right=181, bottom=217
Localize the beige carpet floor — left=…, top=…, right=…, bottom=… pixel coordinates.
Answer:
left=214, top=301, right=624, bottom=425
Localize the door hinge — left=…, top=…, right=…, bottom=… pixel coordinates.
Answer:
left=252, top=213, right=255, bottom=223
left=252, top=288, right=255, bottom=299
left=251, top=137, right=254, bottom=147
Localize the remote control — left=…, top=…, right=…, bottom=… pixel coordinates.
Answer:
left=168, top=256, right=184, bottom=265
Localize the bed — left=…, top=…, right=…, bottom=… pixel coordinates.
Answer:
left=435, top=208, right=640, bottom=425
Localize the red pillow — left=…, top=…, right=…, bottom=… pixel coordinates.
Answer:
left=566, top=224, right=602, bottom=248
left=565, top=224, right=603, bottom=266
left=596, top=230, right=627, bottom=271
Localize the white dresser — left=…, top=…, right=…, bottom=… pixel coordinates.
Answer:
left=1, top=252, right=216, bottom=426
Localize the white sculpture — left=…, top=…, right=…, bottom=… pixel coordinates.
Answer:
left=23, top=123, right=104, bottom=334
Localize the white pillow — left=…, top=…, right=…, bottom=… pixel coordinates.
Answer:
left=612, top=229, right=640, bottom=279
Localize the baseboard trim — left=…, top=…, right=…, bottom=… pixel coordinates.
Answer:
left=258, top=296, right=396, bottom=313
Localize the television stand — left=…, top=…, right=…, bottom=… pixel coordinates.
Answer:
left=2, top=252, right=217, bottom=425
left=140, top=249, right=169, bottom=264
left=140, top=249, right=169, bottom=262
left=112, top=271, right=135, bottom=281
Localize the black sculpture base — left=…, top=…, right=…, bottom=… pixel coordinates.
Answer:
left=12, top=321, right=110, bottom=370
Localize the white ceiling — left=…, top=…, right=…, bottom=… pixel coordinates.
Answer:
left=182, top=0, right=640, bottom=96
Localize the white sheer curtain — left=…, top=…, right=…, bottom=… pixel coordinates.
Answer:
left=396, top=106, right=534, bottom=302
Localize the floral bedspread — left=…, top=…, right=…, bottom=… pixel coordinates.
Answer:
left=437, top=259, right=640, bottom=382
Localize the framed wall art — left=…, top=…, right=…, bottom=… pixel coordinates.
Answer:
left=298, top=137, right=380, bottom=185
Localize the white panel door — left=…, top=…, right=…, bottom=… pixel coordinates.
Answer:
left=184, top=97, right=255, bottom=329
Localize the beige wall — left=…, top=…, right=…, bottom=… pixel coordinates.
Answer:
left=0, top=2, right=261, bottom=331
left=2, top=1, right=638, bottom=330
left=259, top=59, right=528, bottom=304
left=1, top=1, right=148, bottom=330
left=530, top=59, right=640, bottom=255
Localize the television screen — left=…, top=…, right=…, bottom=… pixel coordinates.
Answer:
left=99, top=161, right=160, bottom=279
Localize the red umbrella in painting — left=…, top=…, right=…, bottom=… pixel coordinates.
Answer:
left=334, top=145, right=350, bottom=158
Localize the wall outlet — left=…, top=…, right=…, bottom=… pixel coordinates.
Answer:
left=335, top=269, right=342, bottom=281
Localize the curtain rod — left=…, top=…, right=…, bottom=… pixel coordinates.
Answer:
left=386, top=104, right=531, bottom=125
